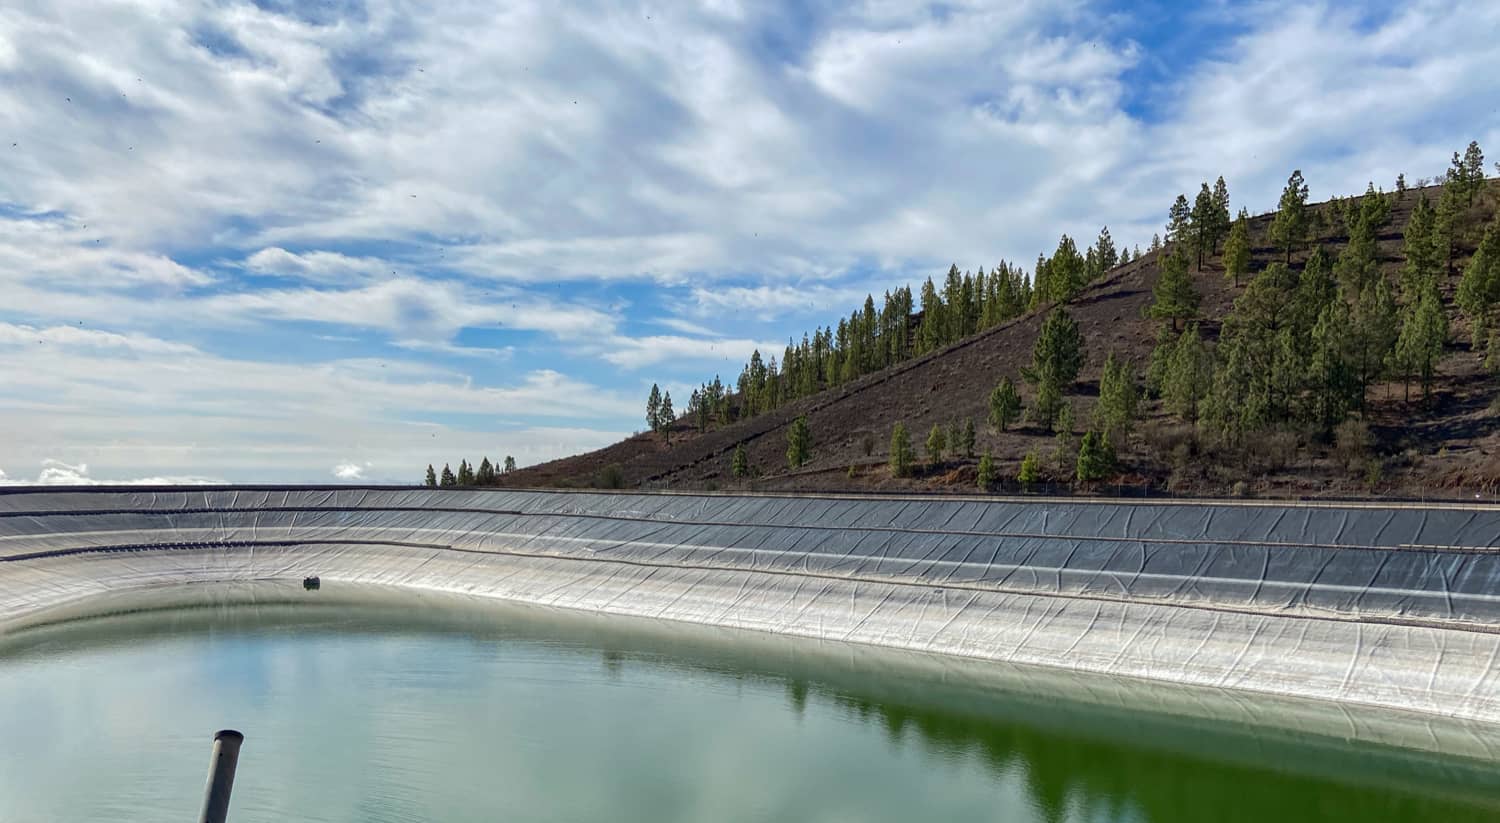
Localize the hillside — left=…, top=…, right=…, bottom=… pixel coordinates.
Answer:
left=497, top=174, right=1500, bottom=501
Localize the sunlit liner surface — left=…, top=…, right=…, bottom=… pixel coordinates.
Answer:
left=4, top=488, right=1500, bottom=724
left=2, top=583, right=1499, bottom=823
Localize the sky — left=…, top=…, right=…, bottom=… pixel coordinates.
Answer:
left=1, top=0, right=1497, bottom=485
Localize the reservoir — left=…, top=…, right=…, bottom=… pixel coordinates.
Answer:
left=1, top=583, right=1497, bottom=823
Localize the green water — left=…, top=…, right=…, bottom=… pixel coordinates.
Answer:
left=2, top=586, right=1499, bottom=823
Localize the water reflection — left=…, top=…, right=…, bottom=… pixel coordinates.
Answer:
left=2, top=583, right=1498, bottom=823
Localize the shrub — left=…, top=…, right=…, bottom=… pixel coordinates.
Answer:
left=1142, top=420, right=1197, bottom=459
left=1334, top=419, right=1373, bottom=472
left=1247, top=430, right=1299, bottom=473
left=1076, top=431, right=1110, bottom=482
left=889, top=423, right=914, bottom=478
left=1018, top=450, right=1041, bottom=489
left=977, top=451, right=995, bottom=491
left=595, top=464, right=626, bottom=489
left=927, top=424, right=947, bottom=465
left=786, top=416, right=812, bottom=469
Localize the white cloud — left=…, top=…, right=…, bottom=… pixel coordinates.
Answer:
left=652, top=317, right=723, bottom=337
left=0, top=322, right=635, bottom=481
left=0, top=322, right=198, bottom=355
left=332, top=462, right=368, bottom=480
left=1142, top=3, right=1500, bottom=215
left=391, top=339, right=515, bottom=359
left=242, top=247, right=392, bottom=285
left=687, top=283, right=877, bottom=322
left=2, top=0, right=1492, bottom=288
left=0, top=459, right=220, bottom=486
left=597, top=334, right=784, bottom=370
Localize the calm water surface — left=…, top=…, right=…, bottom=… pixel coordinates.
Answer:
left=1, top=585, right=1498, bottom=823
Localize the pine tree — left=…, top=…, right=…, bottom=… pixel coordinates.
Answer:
left=693, top=387, right=710, bottom=431
left=504, top=456, right=516, bottom=473
left=1207, top=261, right=1301, bottom=433
left=1029, top=256, right=1050, bottom=312
left=646, top=384, right=662, bottom=434
left=1163, top=324, right=1213, bottom=423
left=1270, top=169, right=1309, bottom=263
left=1211, top=176, right=1231, bottom=252
left=1054, top=399, right=1075, bottom=440
left=1149, top=244, right=1200, bottom=331
left=1205, top=332, right=1262, bottom=440
left=1048, top=235, right=1086, bottom=302
left=926, top=424, right=947, bottom=465
left=785, top=415, right=811, bottom=469
left=1095, top=226, right=1118, bottom=272
left=1462, top=141, right=1486, bottom=206
left=1018, top=450, right=1041, bottom=489
left=1435, top=180, right=1463, bottom=276
left=889, top=422, right=914, bottom=478
left=1457, top=218, right=1500, bottom=348
left=731, top=443, right=748, bottom=478
left=1149, top=233, right=1162, bottom=254
left=1307, top=297, right=1355, bottom=434
left=1167, top=194, right=1191, bottom=243
left=477, top=457, right=495, bottom=485
left=658, top=391, right=674, bottom=442
left=1190, top=182, right=1215, bottom=269
left=439, top=464, right=456, bottom=487
left=989, top=377, right=1022, bottom=432
left=1076, top=431, right=1110, bottom=482
left=960, top=417, right=976, bottom=458
left=1024, top=308, right=1086, bottom=428
left=1346, top=278, right=1398, bottom=412
left=1095, top=352, right=1139, bottom=439
left=1146, top=323, right=1175, bottom=397
left=942, top=265, right=965, bottom=341
left=1391, top=277, right=1448, bottom=402
left=1223, top=208, right=1251, bottom=287
left=916, top=277, right=944, bottom=353
left=1292, top=247, right=1337, bottom=336
left=1335, top=197, right=1380, bottom=292
left=424, top=464, right=437, bottom=487
left=977, top=451, right=995, bottom=490
left=1400, top=195, right=1439, bottom=298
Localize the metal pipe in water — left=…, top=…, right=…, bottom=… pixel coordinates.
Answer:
left=197, top=730, right=245, bottom=823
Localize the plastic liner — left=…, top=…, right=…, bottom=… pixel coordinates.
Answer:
left=2, top=488, right=1500, bottom=724
left=9, top=581, right=1500, bottom=770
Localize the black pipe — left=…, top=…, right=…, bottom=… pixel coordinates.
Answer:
left=197, top=730, right=244, bottom=823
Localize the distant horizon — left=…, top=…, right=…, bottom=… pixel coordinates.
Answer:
left=2, top=1, right=1497, bottom=485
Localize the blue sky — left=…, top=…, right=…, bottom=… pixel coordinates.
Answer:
left=0, top=0, right=1496, bottom=484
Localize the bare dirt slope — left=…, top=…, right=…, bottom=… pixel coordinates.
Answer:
left=504, top=184, right=1500, bottom=499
